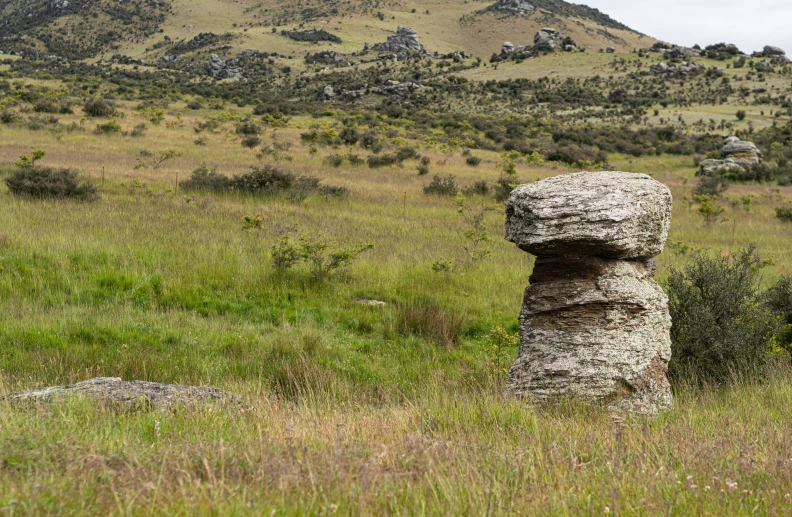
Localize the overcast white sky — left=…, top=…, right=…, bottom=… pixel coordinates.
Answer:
left=584, top=0, right=792, bottom=55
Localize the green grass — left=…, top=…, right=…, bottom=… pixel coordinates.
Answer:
left=1, top=103, right=792, bottom=513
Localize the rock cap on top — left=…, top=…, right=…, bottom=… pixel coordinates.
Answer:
left=504, top=171, right=672, bottom=260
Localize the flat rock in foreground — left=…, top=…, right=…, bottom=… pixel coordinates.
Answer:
left=9, top=377, right=243, bottom=409
left=505, top=171, right=672, bottom=260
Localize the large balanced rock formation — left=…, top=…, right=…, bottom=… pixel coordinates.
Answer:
left=9, top=377, right=243, bottom=409
left=697, top=136, right=763, bottom=177
left=504, top=171, right=674, bottom=413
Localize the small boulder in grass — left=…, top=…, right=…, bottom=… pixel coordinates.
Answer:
left=9, top=377, right=245, bottom=410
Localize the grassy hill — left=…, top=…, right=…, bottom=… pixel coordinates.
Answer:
left=0, top=0, right=654, bottom=61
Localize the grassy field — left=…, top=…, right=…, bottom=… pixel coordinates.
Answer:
left=1, top=101, right=792, bottom=514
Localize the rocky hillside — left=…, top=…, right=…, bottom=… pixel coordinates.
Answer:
left=0, top=0, right=653, bottom=61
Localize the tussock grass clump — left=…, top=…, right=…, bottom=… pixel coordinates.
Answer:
left=394, top=299, right=465, bottom=348
left=5, top=166, right=99, bottom=201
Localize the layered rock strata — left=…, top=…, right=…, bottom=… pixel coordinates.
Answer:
left=504, top=171, right=674, bottom=413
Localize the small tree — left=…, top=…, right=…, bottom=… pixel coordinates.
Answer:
left=135, top=148, right=182, bottom=170
left=14, top=149, right=46, bottom=168
left=736, top=110, right=747, bottom=121
left=455, top=193, right=495, bottom=262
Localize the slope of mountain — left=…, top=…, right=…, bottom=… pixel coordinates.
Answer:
left=0, top=0, right=655, bottom=62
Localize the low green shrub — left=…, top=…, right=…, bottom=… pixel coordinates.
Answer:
left=423, top=175, right=458, bottom=196
left=5, top=166, right=98, bottom=201
left=776, top=206, right=792, bottom=222
left=665, top=247, right=781, bottom=385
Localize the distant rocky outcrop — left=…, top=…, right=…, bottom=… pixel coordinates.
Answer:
left=697, top=136, right=763, bottom=177
left=664, top=46, right=701, bottom=59
left=703, top=43, right=742, bottom=60
left=375, top=26, right=426, bottom=54
left=492, top=0, right=535, bottom=16
left=206, top=54, right=241, bottom=79
left=373, top=80, right=422, bottom=97
left=533, top=28, right=564, bottom=52
left=504, top=171, right=674, bottom=414
left=492, top=29, right=575, bottom=63
left=649, top=61, right=706, bottom=78
left=306, top=50, right=346, bottom=65
left=10, top=377, right=244, bottom=409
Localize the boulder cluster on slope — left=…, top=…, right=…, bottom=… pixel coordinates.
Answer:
left=492, top=0, right=535, bottom=16
left=697, top=136, right=763, bottom=177
left=504, top=171, right=674, bottom=414
left=375, top=26, right=426, bottom=54
left=753, top=45, right=790, bottom=64
left=648, top=61, right=708, bottom=78
left=491, top=28, right=577, bottom=63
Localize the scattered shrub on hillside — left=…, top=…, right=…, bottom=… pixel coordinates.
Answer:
left=463, top=181, right=490, bottom=196
left=14, top=149, right=46, bottom=168
left=665, top=246, right=780, bottom=385
left=186, top=101, right=202, bottom=110
left=359, top=130, right=381, bottom=151
left=241, top=135, right=262, bottom=149
left=93, top=119, right=122, bottom=135
left=339, top=126, right=360, bottom=145
left=493, top=176, right=520, bottom=202
left=736, top=110, right=747, bottom=121
left=776, top=206, right=792, bottom=222
left=466, top=155, right=482, bottom=167
left=182, top=164, right=348, bottom=200
left=180, top=164, right=232, bottom=191
left=5, top=166, right=98, bottom=201
left=83, top=98, right=117, bottom=117
left=0, top=110, right=19, bottom=124
left=694, top=173, right=729, bottom=197
left=271, top=233, right=373, bottom=280
left=131, top=123, right=148, bottom=137
left=134, top=148, right=182, bottom=169
left=423, top=175, right=458, bottom=197
left=766, top=277, right=792, bottom=362
left=367, top=154, right=399, bottom=168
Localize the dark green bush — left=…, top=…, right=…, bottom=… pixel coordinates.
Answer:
left=466, top=155, right=482, bottom=167
left=180, top=164, right=232, bottom=192
left=423, top=175, right=458, bottom=197
left=83, top=98, right=117, bottom=117
left=694, top=173, right=729, bottom=197
left=776, top=207, right=792, bottom=222
left=665, top=247, right=780, bottom=385
left=182, top=165, right=348, bottom=200
left=5, top=166, right=98, bottom=201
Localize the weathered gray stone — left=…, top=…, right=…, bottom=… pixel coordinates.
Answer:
left=373, top=80, right=422, bottom=97
left=506, top=256, right=673, bottom=413
left=534, top=28, right=563, bottom=51
left=763, top=45, right=785, bottom=56
left=376, top=26, right=426, bottom=54
left=504, top=171, right=672, bottom=260
left=9, top=377, right=243, bottom=409
left=494, top=0, right=535, bottom=16
left=721, top=138, right=762, bottom=165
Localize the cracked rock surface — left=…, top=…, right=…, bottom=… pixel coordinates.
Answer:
left=9, top=377, right=243, bottom=409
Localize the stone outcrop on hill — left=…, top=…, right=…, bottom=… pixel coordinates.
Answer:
left=696, top=137, right=762, bottom=177
left=504, top=171, right=674, bottom=414
left=492, top=29, right=574, bottom=63
left=533, top=28, right=564, bottom=51
left=10, top=377, right=243, bottom=409
left=373, top=80, right=422, bottom=97
left=493, top=0, right=535, bottom=15
left=649, top=61, right=706, bottom=78
left=376, top=26, right=426, bottom=54
left=205, top=53, right=242, bottom=79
